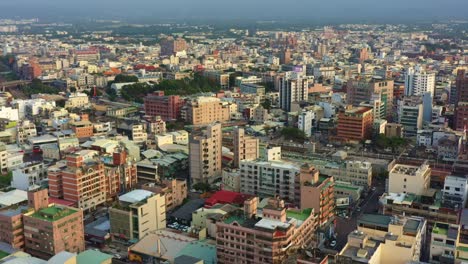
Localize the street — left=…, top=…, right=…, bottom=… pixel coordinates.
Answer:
left=334, top=184, right=385, bottom=251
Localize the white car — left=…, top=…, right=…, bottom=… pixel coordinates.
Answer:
left=330, top=240, right=337, bottom=248
left=114, top=254, right=122, bottom=259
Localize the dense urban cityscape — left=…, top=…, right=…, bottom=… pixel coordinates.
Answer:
left=0, top=5, right=467, bottom=264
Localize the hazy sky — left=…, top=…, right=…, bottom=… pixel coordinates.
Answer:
left=0, top=0, right=467, bottom=23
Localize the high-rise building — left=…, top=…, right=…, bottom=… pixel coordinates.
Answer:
left=48, top=150, right=106, bottom=211
left=189, top=123, right=222, bottom=183
left=337, top=106, right=374, bottom=141
left=109, top=189, right=166, bottom=242
left=160, top=37, right=187, bottom=57
left=216, top=197, right=317, bottom=263
left=454, top=70, right=468, bottom=131
left=297, top=164, right=335, bottom=227
left=144, top=91, right=182, bottom=121
left=347, top=77, right=394, bottom=120
left=279, top=73, right=309, bottom=112
left=279, top=48, right=291, bottom=64
left=397, top=96, right=424, bottom=137
left=186, top=97, right=230, bottom=126
left=23, top=189, right=85, bottom=259
left=232, top=127, right=259, bottom=168
left=298, top=109, right=315, bottom=137
left=404, top=65, right=436, bottom=96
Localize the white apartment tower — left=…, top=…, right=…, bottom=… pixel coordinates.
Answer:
left=404, top=65, right=436, bottom=96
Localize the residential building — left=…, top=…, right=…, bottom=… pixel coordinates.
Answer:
left=388, top=162, right=431, bottom=195
left=48, top=151, right=106, bottom=211
left=189, top=123, right=222, bottom=184
left=16, top=120, right=37, bottom=144
left=344, top=160, right=372, bottom=189
left=141, top=179, right=187, bottom=211
left=216, top=197, right=317, bottom=263
left=144, top=91, right=182, bottom=121
left=380, top=192, right=459, bottom=224
left=404, top=65, right=436, bottom=96
left=443, top=176, right=468, bottom=210
left=160, top=37, right=187, bottom=56
left=70, top=120, right=94, bottom=139
left=297, top=164, right=335, bottom=227
left=186, top=97, right=230, bottom=126
left=109, top=189, right=166, bottom=242
left=147, top=116, right=166, bottom=134
left=239, top=157, right=299, bottom=202
left=456, top=209, right=468, bottom=263
left=11, top=162, right=47, bottom=191
left=385, top=123, right=404, bottom=138
left=397, top=96, right=424, bottom=137
left=430, top=222, right=458, bottom=263
left=279, top=73, right=309, bottom=112
left=454, top=70, right=468, bottom=131
left=64, top=92, right=90, bottom=109
left=347, top=77, right=394, bottom=120
left=298, top=109, right=315, bottom=137
left=233, top=127, right=259, bottom=168
left=337, top=214, right=426, bottom=264
left=23, top=189, right=85, bottom=259
left=0, top=205, right=27, bottom=249
left=337, top=106, right=373, bottom=141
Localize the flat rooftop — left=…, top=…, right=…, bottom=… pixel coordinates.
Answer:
left=30, top=205, right=78, bottom=222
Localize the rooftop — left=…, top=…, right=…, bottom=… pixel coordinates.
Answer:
left=175, top=241, right=217, bottom=264
left=29, top=205, right=78, bottom=222
left=76, top=250, right=113, bottom=264
left=118, top=189, right=154, bottom=204
left=358, top=214, right=391, bottom=228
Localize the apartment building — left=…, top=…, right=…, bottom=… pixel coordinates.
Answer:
left=0, top=205, right=27, bottom=249
left=404, top=65, right=436, bottom=96
left=64, top=92, right=90, bottom=109
left=109, top=189, right=166, bottom=242
left=70, top=120, right=94, bottom=139
left=279, top=74, right=309, bottom=112
left=48, top=150, right=106, bottom=211
left=297, top=164, right=335, bottom=227
left=23, top=189, right=85, bottom=259
left=216, top=197, right=317, bottom=263
left=344, top=160, right=373, bottom=188
left=347, top=77, right=394, bottom=120
left=146, top=115, right=166, bottom=134
left=189, top=123, right=222, bottom=184
left=298, top=109, right=315, bottom=137
left=454, top=70, right=468, bottom=131
left=16, top=120, right=37, bottom=144
left=337, top=106, right=373, bottom=141
left=141, top=179, right=187, bottom=211
left=380, top=192, right=460, bottom=225
left=430, top=222, right=458, bottom=263
left=233, top=127, right=259, bottom=168
left=456, top=209, right=468, bottom=263
left=397, top=96, right=424, bottom=137
left=11, top=162, right=47, bottom=191
left=337, top=214, right=426, bottom=264
left=186, top=97, right=230, bottom=126
left=443, top=176, right=468, bottom=210
left=144, top=91, right=182, bottom=121
left=388, top=162, right=431, bottom=195
left=239, top=158, right=299, bottom=202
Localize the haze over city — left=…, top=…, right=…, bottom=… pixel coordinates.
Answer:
left=0, top=0, right=467, bottom=22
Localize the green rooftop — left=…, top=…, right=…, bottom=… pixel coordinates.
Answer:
left=432, top=223, right=449, bottom=235
left=0, top=250, right=9, bottom=260
left=224, top=215, right=247, bottom=225
left=287, top=208, right=313, bottom=221
left=30, top=205, right=78, bottom=222
left=77, top=250, right=113, bottom=264
left=358, top=214, right=392, bottom=228
left=458, top=246, right=468, bottom=252
left=175, top=240, right=217, bottom=264
left=335, top=183, right=360, bottom=191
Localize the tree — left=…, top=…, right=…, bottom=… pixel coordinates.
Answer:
left=261, top=99, right=271, bottom=110
left=281, top=127, right=307, bottom=142
left=114, top=74, right=139, bottom=83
